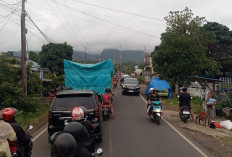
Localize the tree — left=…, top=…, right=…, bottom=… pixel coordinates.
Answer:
left=152, top=7, right=220, bottom=90
left=39, top=42, right=73, bottom=75
left=203, top=22, right=232, bottom=74
left=28, top=51, right=39, bottom=63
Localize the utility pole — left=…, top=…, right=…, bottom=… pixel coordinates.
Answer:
left=113, top=52, right=115, bottom=66
left=144, top=46, right=146, bottom=66
left=120, top=45, right=122, bottom=72
left=21, top=0, right=27, bottom=95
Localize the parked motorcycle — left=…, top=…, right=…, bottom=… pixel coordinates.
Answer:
left=179, top=106, right=190, bottom=123
left=149, top=101, right=162, bottom=125
left=102, top=104, right=111, bottom=121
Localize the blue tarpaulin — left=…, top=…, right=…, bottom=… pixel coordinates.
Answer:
left=64, top=59, right=114, bottom=94
left=145, top=77, right=172, bottom=98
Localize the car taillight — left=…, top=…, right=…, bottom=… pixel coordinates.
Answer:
left=49, top=109, right=52, bottom=125
left=103, top=105, right=107, bottom=108
left=94, top=106, right=99, bottom=121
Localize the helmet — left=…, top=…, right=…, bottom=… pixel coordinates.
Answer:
left=71, top=107, right=84, bottom=121
left=51, top=133, right=77, bottom=157
left=105, top=88, right=110, bottom=93
left=149, top=88, right=154, bottom=91
left=63, top=122, right=84, bottom=142
left=1, top=108, right=17, bottom=122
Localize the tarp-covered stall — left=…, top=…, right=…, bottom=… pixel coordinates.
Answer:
left=145, top=77, right=172, bottom=98
left=64, top=59, right=114, bottom=94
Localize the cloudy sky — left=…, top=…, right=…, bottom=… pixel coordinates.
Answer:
left=0, top=0, right=232, bottom=54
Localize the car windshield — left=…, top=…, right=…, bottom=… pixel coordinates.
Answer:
left=124, top=79, right=138, bottom=84
left=53, top=94, right=95, bottom=111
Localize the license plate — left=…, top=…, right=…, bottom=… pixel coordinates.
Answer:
left=64, top=120, right=69, bottom=126
left=183, top=111, right=190, bottom=114
left=156, top=113, right=161, bottom=116
left=128, top=90, right=134, bottom=92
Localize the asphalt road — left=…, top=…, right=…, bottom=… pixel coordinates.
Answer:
left=31, top=86, right=213, bottom=157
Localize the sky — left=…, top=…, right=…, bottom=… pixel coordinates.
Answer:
left=0, top=0, right=232, bottom=54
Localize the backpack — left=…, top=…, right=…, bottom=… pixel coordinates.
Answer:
left=102, top=93, right=110, bottom=104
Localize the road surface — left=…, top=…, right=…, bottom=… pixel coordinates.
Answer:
left=31, top=86, right=213, bottom=157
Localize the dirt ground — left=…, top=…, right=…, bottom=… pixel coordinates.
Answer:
left=140, top=85, right=232, bottom=157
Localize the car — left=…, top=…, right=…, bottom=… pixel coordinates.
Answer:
left=48, top=89, right=103, bottom=142
left=122, top=78, right=140, bottom=95
left=120, top=74, right=131, bottom=86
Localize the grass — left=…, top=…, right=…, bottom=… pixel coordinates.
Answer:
left=16, top=97, right=50, bottom=128
left=215, top=137, right=232, bottom=146
left=163, top=96, right=202, bottom=113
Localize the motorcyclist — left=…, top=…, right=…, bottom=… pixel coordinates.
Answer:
left=0, top=111, right=17, bottom=157
left=50, top=132, right=92, bottom=157
left=146, top=88, right=154, bottom=109
left=147, top=89, right=163, bottom=115
left=179, top=88, right=194, bottom=120
left=1, top=108, right=32, bottom=157
left=63, top=121, right=95, bottom=155
left=101, top=88, right=114, bottom=118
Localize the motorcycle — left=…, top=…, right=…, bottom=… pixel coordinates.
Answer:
left=9, top=131, right=33, bottom=157
left=179, top=106, right=190, bottom=123
left=102, top=104, right=111, bottom=121
left=149, top=101, right=162, bottom=125
left=113, top=81, right=117, bottom=87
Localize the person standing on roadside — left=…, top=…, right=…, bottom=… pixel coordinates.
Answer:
left=205, top=92, right=216, bottom=123
left=0, top=112, right=17, bottom=157
left=179, top=88, right=194, bottom=120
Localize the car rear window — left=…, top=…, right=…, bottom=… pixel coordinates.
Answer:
left=52, top=94, right=96, bottom=111
left=124, top=79, right=138, bottom=84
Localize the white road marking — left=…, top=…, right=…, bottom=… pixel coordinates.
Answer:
left=140, top=95, right=208, bottom=157
left=32, top=128, right=47, bottom=142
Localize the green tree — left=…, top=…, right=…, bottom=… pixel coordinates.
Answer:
left=203, top=22, right=232, bottom=74
left=152, top=7, right=220, bottom=88
left=28, top=51, right=39, bottom=63
left=39, top=42, right=73, bottom=75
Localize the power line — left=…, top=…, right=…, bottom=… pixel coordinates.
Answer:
left=0, top=2, right=20, bottom=32
left=63, top=0, right=90, bottom=47
left=27, top=14, right=51, bottom=43
left=54, top=1, right=160, bottom=38
left=69, top=0, right=165, bottom=21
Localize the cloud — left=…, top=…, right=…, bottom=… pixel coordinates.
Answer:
left=1, top=0, right=232, bottom=53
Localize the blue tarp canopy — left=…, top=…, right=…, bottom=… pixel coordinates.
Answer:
left=145, top=77, right=172, bottom=98
left=64, top=59, right=114, bottom=94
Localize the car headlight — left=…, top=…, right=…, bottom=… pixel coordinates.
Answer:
left=123, top=85, right=126, bottom=88
left=136, top=85, right=140, bottom=88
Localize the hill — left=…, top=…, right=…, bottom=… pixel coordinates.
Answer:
left=73, top=49, right=147, bottom=63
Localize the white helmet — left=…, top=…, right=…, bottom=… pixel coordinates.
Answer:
left=149, top=88, right=154, bottom=91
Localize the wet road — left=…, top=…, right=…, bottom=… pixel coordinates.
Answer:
left=31, top=86, right=213, bottom=157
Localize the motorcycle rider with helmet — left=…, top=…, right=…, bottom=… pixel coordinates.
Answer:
left=146, top=88, right=154, bottom=109
left=101, top=88, right=114, bottom=118
left=63, top=122, right=94, bottom=156
left=1, top=108, right=32, bottom=157
left=69, top=107, right=95, bottom=154
left=147, top=89, right=163, bottom=115
left=179, top=88, right=194, bottom=120
left=50, top=132, right=92, bottom=157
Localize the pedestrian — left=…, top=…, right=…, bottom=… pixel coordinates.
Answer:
left=205, top=92, right=216, bottom=123
left=0, top=111, right=17, bottom=157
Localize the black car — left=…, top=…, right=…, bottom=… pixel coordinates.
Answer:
left=122, top=78, right=140, bottom=95
left=48, top=89, right=102, bottom=142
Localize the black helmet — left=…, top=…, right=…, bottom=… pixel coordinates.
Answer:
left=105, top=88, right=110, bottom=93
left=51, top=133, right=77, bottom=157
left=63, top=122, right=84, bottom=142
